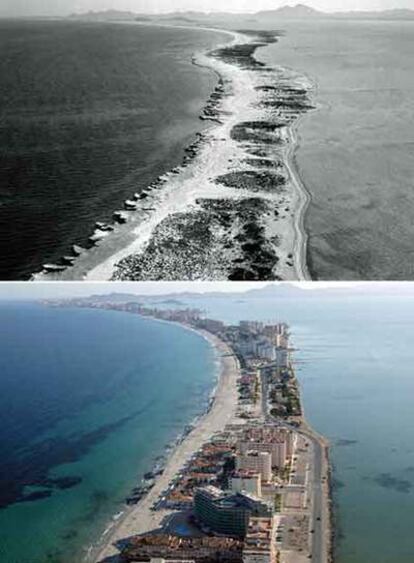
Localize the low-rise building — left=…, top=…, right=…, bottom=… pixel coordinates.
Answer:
left=243, top=517, right=275, bottom=563
left=121, top=534, right=244, bottom=563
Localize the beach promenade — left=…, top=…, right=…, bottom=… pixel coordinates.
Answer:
left=93, top=330, right=240, bottom=562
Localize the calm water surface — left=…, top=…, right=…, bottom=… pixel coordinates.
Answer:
left=178, top=291, right=414, bottom=563
left=260, top=21, right=414, bottom=280
left=0, top=21, right=227, bottom=280
left=2, top=292, right=414, bottom=563
left=0, top=303, right=217, bottom=562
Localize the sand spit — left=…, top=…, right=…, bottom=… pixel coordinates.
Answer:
left=33, top=28, right=314, bottom=282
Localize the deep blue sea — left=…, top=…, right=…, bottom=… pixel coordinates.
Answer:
left=0, top=21, right=227, bottom=280
left=176, top=290, right=414, bottom=563
left=0, top=303, right=217, bottom=563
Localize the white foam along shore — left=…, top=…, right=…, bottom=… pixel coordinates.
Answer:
left=33, top=25, right=312, bottom=282
left=86, top=320, right=241, bottom=563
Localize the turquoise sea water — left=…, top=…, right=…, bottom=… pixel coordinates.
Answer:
left=3, top=292, right=414, bottom=563
left=177, top=290, right=414, bottom=563
left=0, top=303, right=217, bottom=563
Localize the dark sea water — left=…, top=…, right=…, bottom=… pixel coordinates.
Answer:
left=260, top=21, right=414, bottom=280
left=0, top=303, right=217, bottom=562
left=0, top=21, right=227, bottom=280
left=176, top=290, right=414, bottom=563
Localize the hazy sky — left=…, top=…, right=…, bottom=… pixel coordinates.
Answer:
left=1, top=0, right=412, bottom=17
left=0, top=281, right=360, bottom=300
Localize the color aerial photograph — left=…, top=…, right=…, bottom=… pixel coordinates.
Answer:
left=0, top=281, right=413, bottom=563
left=1, top=0, right=414, bottom=281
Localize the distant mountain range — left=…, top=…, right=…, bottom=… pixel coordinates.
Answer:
left=44, top=283, right=414, bottom=307
left=68, top=4, right=414, bottom=23
left=256, top=4, right=414, bottom=20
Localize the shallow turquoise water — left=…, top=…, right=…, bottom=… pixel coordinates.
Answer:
left=0, top=303, right=217, bottom=563
left=3, top=292, right=414, bottom=563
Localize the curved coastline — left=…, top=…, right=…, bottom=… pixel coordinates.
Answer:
left=84, top=316, right=240, bottom=563
left=33, top=25, right=314, bottom=282
left=32, top=24, right=238, bottom=282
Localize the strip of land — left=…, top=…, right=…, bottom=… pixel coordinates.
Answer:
left=91, top=328, right=241, bottom=562
left=47, top=299, right=331, bottom=563
left=34, top=26, right=314, bottom=282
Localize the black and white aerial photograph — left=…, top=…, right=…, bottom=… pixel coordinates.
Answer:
left=1, top=0, right=414, bottom=281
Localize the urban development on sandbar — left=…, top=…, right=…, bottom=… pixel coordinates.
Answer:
left=44, top=296, right=331, bottom=563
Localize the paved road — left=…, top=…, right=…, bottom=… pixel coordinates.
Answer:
left=259, top=368, right=328, bottom=563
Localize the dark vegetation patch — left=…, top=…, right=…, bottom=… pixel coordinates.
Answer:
left=236, top=30, right=284, bottom=41
left=256, top=86, right=307, bottom=96
left=243, top=158, right=280, bottom=168
left=215, top=171, right=285, bottom=193
left=262, top=100, right=314, bottom=111
left=206, top=198, right=279, bottom=280
left=114, top=210, right=230, bottom=281
left=114, top=198, right=280, bottom=281
left=210, top=31, right=280, bottom=70
left=245, top=147, right=272, bottom=158
left=231, top=121, right=284, bottom=144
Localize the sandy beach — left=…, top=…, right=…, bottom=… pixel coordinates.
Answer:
left=90, top=325, right=240, bottom=563
left=34, top=26, right=313, bottom=283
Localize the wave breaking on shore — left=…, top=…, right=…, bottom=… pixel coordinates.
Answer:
left=34, top=28, right=314, bottom=282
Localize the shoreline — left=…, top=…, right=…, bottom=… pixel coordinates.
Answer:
left=299, top=418, right=332, bottom=563
left=32, top=24, right=238, bottom=282
left=294, top=369, right=332, bottom=563
left=33, top=25, right=314, bottom=282
left=88, top=318, right=241, bottom=563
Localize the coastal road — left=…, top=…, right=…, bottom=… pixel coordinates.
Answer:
left=260, top=370, right=329, bottom=563
left=302, top=427, right=327, bottom=563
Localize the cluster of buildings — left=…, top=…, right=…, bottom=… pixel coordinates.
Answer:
left=237, top=369, right=260, bottom=411
left=223, top=321, right=290, bottom=370
left=44, top=303, right=316, bottom=561
left=160, top=439, right=235, bottom=510
left=122, top=521, right=276, bottom=563
left=121, top=535, right=244, bottom=563
left=140, top=421, right=295, bottom=563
